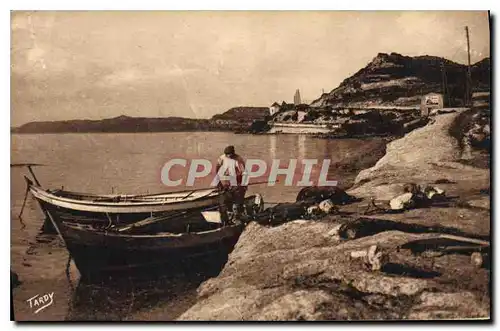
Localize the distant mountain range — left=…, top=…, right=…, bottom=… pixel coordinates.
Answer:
left=311, top=53, right=490, bottom=109
left=11, top=107, right=269, bottom=134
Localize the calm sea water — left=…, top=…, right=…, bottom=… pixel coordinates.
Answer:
left=11, top=132, right=381, bottom=321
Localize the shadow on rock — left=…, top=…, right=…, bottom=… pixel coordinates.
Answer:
left=66, top=250, right=232, bottom=321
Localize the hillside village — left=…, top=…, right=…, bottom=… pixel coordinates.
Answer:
left=254, top=53, right=490, bottom=137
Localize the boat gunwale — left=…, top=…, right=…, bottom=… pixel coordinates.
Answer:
left=30, top=185, right=220, bottom=207
left=48, top=186, right=217, bottom=200
left=62, top=221, right=244, bottom=239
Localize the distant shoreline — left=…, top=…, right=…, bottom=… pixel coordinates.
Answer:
left=10, top=128, right=236, bottom=135
left=9, top=130, right=396, bottom=141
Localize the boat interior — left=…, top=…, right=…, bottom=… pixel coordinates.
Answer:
left=52, top=195, right=265, bottom=235
left=67, top=209, right=223, bottom=235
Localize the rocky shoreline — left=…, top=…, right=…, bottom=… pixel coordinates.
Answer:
left=177, top=109, right=490, bottom=321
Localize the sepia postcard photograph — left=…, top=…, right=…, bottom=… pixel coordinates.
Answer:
left=10, top=9, right=491, bottom=322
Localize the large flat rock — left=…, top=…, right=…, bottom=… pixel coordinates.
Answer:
left=178, top=222, right=489, bottom=321
left=178, top=111, right=490, bottom=321
left=348, top=111, right=489, bottom=201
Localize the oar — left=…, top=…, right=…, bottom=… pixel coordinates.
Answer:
left=245, top=179, right=280, bottom=186
left=215, top=179, right=280, bottom=189
left=182, top=179, right=280, bottom=200
left=182, top=189, right=201, bottom=200
left=116, top=211, right=189, bottom=233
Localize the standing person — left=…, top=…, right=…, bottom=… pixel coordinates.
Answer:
left=215, top=145, right=248, bottom=224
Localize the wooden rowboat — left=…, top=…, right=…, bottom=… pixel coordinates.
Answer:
left=26, top=176, right=221, bottom=214
left=57, top=219, right=244, bottom=281
left=24, top=176, right=227, bottom=232
left=42, top=195, right=260, bottom=280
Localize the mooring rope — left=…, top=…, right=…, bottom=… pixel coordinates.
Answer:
left=65, top=254, right=75, bottom=291
left=17, top=183, right=30, bottom=230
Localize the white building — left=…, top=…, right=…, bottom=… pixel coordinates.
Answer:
left=420, top=92, right=444, bottom=117
left=297, top=111, right=307, bottom=122
left=269, top=102, right=281, bottom=116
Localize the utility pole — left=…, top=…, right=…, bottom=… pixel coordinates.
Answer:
left=440, top=62, right=446, bottom=101
left=440, top=62, right=451, bottom=106
left=465, top=26, right=472, bottom=106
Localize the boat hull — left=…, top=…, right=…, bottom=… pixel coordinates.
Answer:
left=29, top=185, right=221, bottom=214
left=58, top=221, right=244, bottom=281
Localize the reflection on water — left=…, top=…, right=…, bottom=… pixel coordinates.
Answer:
left=66, top=253, right=229, bottom=321
left=298, top=135, right=306, bottom=160
left=11, top=132, right=381, bottom=320
left=269, top=134, right=277, bottom=160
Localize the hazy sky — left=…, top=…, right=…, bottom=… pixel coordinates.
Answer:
left=11, top=11, right=490, bottom=126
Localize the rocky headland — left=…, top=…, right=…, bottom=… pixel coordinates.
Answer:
left=11, top=107, right=269, bottom=134
left=178, top=109, right=490, bottom=321
left=265, top=53, right=490, bottom=137
left=311, top=53, right=489, bottom=109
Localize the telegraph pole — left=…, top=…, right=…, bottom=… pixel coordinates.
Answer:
left=440, top=62, right=450, bottom=106
left=465, top=26, right=472, bottom=106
